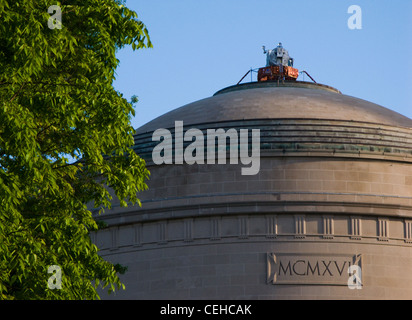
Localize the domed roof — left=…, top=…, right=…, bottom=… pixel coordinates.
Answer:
left=136, top=81, right=412, bottom=134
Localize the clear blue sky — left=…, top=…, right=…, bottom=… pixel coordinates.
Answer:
left=113, top=0, right=412, bottom=130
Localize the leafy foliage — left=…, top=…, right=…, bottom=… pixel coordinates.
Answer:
left=0, top=0, right=151, bottom=299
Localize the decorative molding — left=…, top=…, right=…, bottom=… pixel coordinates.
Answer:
left=238, top=216, right=249, bottom=239
left=92, top=214, right=412, bottom=252
left=133, top=223, right=142, bottom=247
left=294, top=215, right=306, bottom=239
left=158, top=221, right=167, bottom=245
left=111, top=227, right=119, bottom=251
left=405, top=220, right=412, bottom=243
left=266, top=215, right=278, bottom=239
left=184, top=219, right=194, bottom=242
left=350, top=216, right=362, bottom=240
left=96, top=196, right=412, bottom=227
left=210, top=217, right=221, bottom=240
left=378, top=218, right=389, bottom=241
left=322, top=216, right=334, bottom=239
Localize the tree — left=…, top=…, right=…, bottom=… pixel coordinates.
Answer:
left=0, top=0, right=151, bottom=299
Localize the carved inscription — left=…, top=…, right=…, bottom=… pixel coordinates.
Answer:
left=267, top=253, right=362, bottom=286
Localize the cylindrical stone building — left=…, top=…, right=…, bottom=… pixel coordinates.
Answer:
left=93, top=80, right=412, bottom=300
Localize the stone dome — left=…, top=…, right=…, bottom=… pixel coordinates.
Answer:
left=95, top=81, right=412, bottom=300
left=136, top=81, right=412, bottom=133
left=134, top=81, right=412, bottom=166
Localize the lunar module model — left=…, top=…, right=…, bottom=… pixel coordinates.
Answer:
left=258, top=42, right=299, bottom=82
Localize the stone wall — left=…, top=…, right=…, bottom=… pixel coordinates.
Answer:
left=95, top=228, right=412, bottom=299
left=93, top=155, right=412, bottom=300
